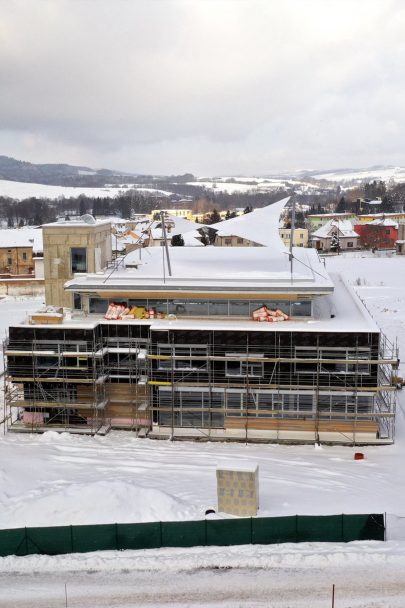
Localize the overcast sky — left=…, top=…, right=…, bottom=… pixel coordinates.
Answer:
left=0, top=0, right=404, bottom=175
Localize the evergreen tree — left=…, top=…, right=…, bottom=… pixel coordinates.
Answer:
left=335, top=196, right=346, bottom=213
left=330, top=230, right=339, bottom=252
left=79, top=197, right=87, bottom=216
left=171, top=234, right=185, bottom=246
left=380, top=195, right=394, bottom=213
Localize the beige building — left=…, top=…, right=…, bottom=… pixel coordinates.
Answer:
left=43, top=217, right=112, bottom=308
left=214, top=234, right=260, bottom=247
left=0, top=228, right=43, bottom=276
left=151, top=208, right=193, bottom=220
left=279, top=227, right=308, bottom=248
left=214, top=228, right=308, bottom=248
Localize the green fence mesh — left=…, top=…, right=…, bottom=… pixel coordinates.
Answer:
left=206, top=518, right=252, bottom=546
left=116, top=522, right=161, bottom=550
left=252, top=516, right=297, bottom=544
left=161, top=520, right=206, bottom=548
left=0, top=514, right=385, bottom=557
left=26, top=526, right=72, bottom=555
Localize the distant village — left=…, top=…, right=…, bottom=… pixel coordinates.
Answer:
left=1, top=191, right=404, bottom=300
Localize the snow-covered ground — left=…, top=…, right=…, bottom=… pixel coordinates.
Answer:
left=0, top=179, right=172, bottom=201
left=1, top=253, right=405, bottom=606
left=313, top=165, right=405, bottom=183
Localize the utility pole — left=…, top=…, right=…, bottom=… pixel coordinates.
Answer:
left=160, top=211, right=172, bottom=277
left=289, top=193, right=296, bottom=279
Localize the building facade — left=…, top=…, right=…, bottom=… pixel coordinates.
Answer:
left=43, top=218, right=112, bottom=309
left=4, top=238, right=398, bottom=445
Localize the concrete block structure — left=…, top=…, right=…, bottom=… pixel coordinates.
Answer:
left=43, top=217, right=112, bottom=309
left=217, top=463, right=259, bottom=516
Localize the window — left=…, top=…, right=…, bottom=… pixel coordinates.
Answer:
left=158, top=387, right=224, bottom=428
left=22, top=252, right=27, bottom=260
left=7, top=257, right=12, bottom=265
left=225, top=238, right=232, bottom=245
left=89, top=298, right=109, bottom=313
left=71, top=248, right=87, bottom=273
left=225, top=354, right=264, bottom=378
left=317, top=394, right=373, bottom=419
left=158, top=344, right=208, bottom=370
left=295, top=347, right=371, bottom=374
left=347, top=242, right=353, bottom=248
left=73, top=293, right=82, bottom=310
left=237, top=238, right=244, bottom=244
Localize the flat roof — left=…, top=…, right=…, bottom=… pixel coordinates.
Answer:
left=65, top=247, right=334, bottom=295
left=9, top=273, right=379, bottom=334
left=42, top=218, right=112, bottom=228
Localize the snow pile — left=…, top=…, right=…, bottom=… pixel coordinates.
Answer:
left=4, top=479, right=197, bottom=528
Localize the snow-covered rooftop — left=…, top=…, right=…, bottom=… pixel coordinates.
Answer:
left=16, top=272, right=377, bottom=334
left=42, top=216, right=111, bottom=228
left=0, top=228, right=43, bottom=253
left=312, top=219, right=358, bottom=239
left=65, top=246, right=333, bottom=294
left=207, top=197, right=290, bottom=249
left=368, top=218, right=398, bottom=228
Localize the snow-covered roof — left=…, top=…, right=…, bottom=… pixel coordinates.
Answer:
left=42, top=217, right=111, bottom=228
left=166, top=215, right=207, bottom=236
left=29, top=271, right=377, bottom=334
left=65, top=246, right=333, bottom=295
left=208, top=197, right=290, bottom=249
left=312, top=219, right=358, bottom=239
left=368, top=218, right=398, bottom=228
left=0, top=228, right=43, bottom=253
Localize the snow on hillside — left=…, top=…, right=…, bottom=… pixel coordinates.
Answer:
left=0, top=180, right=172, bottom=201
left=313, top=166, right=405, bottom=183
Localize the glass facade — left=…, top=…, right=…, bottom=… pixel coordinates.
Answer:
left=89, top=297, right=312, bottom=317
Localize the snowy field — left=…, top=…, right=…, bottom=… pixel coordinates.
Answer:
left=0, top=179, right=172, bottom=201
left=313, top=165, right=405, bottom=183
left=1, top=254, right=405, bottom=606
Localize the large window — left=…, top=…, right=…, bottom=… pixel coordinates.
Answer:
left=225, top=390, right=314, bottom=417
left=71, top=247, right=87, bottom=273
left=225, top=354, right=264, bottom=378
left=295, top=347, right=371, bottom=375
left=86, top=296, right=312, bottom=318
left=157, top=387, right=224, bottom=427
left=158, top=344, right=208, bottom=370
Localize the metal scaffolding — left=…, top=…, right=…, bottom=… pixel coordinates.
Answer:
left=2, top=324, right=399, bottom=445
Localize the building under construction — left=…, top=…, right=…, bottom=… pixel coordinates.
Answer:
left=3, top=201, right=400, bottom=444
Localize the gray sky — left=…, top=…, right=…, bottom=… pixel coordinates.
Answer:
left=0, top=0, right=404, bottom=175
